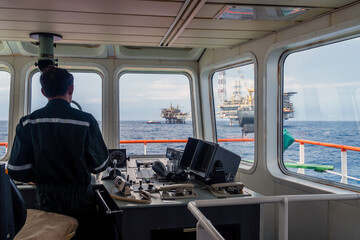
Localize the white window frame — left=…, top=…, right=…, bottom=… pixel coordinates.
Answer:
left=115, top=65, right=199, bottom=150
left=278, top=35, right=360, bottom=191
left=0, top=62, right=14, bottom=161
left=201, top=53, right=258, bottom=174
left=25, top=62, right=109, bottom=141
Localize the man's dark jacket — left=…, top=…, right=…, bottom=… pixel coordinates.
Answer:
left=8, top=99, right=109, bottom=216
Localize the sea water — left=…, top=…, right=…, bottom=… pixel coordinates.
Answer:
left=1, top=120, right=360, bottom=187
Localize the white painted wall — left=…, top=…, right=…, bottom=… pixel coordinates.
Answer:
left=199, top=3, right=360, bottom=239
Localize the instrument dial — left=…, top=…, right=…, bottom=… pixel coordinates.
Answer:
left=110, top=150, right=126, bottom=168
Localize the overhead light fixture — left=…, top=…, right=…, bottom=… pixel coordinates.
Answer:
left=215, top=5, right=309, bottom=21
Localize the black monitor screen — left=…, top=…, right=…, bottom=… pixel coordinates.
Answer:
left=179, top=137, right=199, bottom=168
left=189, top=140, right=241, bottom=184
left=189, top=140, right=217, bottom=176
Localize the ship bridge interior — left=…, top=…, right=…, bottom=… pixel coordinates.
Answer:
left=1, top=0, right=360, bottom=240
left=0, top=0, right=357, bottom=56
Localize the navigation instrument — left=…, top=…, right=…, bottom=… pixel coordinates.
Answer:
left=109, top=149, right=128, bottom=169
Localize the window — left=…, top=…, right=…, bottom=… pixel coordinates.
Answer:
left=0, top=69, right=10, bottom=159
left=31, top=71, right=102, bottom=128
left=212, top=64, right=255, bottom=170
left=283, top=37, right=360, bottom=187
left=119, top=73, right=193, bottom=155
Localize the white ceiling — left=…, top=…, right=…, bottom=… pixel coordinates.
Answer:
left=0, top=0, right=357, bottom=50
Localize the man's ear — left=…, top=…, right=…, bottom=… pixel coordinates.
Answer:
left=68, top=84, right=74, bottom=95
left=41, top=88, right=47, bottom=97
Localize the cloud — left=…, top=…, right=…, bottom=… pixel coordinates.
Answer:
left=145, top=80, right=179, bottom=90
left=286, top=80, right=360, bottom=90
left=0, top=87, right=10, bottom=91
left=120, top=97, right=140, bottom=103
left=82, top=97, right=101, bottom=103
left=135, top=85, right=189, bottom=100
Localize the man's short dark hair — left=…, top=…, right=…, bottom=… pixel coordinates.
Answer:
left=40, top=66, right=74, bottom=98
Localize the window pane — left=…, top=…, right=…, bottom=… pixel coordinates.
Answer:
left=212, top=64, right=255, bottom=170
left=119, top=73, right=193, bottom=155
left=0, top=70, right=10, bottom=159
left=31, top=72, right=102, bottom=127
left=283, top=37, right=360, bottom=187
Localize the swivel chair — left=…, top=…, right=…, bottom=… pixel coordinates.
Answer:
left=0, top=164, right=78, bottom=240
left=0, top=163, right=26, bottom=240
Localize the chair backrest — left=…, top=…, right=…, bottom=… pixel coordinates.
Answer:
left=0, top=163, right=27, bottom=240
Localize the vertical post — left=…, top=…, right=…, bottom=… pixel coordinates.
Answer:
left=278, top=197, right=288, bottom=240
left=144, top=142, right=147, bottom=155
left=341, top=149, right=347, bottom=184
left=298, top=143, right=305, bottom=174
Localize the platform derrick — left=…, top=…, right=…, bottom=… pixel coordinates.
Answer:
left=161, top=104, right=190, bottom=124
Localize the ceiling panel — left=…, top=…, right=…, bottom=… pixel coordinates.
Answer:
left=172, top=40, right=247, bottom=48
left=205, top=0, right=356, bottom=8
left=0, top=21, right=167, bottom=37
left=181, top=29, right=270, bottom=39
left=0, top=9, right=174, bottom=28
left=0, top=0, right=357, bottom=50
left=175, top=37, right=243, bottom=46
left=188, top=19, right=291, bottom=31
left=62, top=34, right=163, bottom=44
left=0, top=0, right=184, bottom=16
left=196, top=4, right=225, bottom=18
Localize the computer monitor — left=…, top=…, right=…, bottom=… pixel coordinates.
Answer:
left=189, top=140, right=241, bottom=184
left=179, top=137, right=200, bottom=168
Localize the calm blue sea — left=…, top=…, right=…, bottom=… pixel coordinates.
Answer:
left=1, top=120, right=360, bottom=186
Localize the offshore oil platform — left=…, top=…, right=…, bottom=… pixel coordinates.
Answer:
left=160, top=104, right=190, bottom=124
left=217, top=70, right=296, bottom=127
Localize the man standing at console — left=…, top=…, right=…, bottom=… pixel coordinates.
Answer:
left=8, top=66, right=109, bottom=238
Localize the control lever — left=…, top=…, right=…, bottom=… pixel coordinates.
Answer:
left=114, top=176, right=131, bottom=196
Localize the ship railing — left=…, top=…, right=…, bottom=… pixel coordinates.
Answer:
left=119, top=138, right=255, bottom=155
left=118, top=138, right=360, bottom=184
left=294, top=139, right=360, bottom=184
left=188, top=193, right=360, bottom=240
left=1, top=138, right=360, bottom=183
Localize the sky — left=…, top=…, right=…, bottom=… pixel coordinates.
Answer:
left=119, top=73, right=191, bottom=121
left=31, top=72, right=102, bottom=120
left=284, top=37, right=360, bottom=121
left=0, top=37, right=359, bottom=122
left=0, top=71, right=10, bottom=120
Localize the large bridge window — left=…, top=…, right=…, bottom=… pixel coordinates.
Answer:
left=212, top=64, right=255, bottom=170
left=31, top=71, right=102, bottom=129
left=119, top=73, right=193, bottom=155
left=283, top=36, right=360, bottom=188
left=0, top=70, right=10, bottom=159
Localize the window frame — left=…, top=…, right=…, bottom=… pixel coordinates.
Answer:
left=0, top=62, right=14, bottom=161
left=210, top=61, right=257, bottom=172
left=278, top=34, right=360, bottom=191
left=116, top=66, right=199, bottom=150
left=202, top=53, right=257, bottom=174
left=26, top=64, right=107, bottom=133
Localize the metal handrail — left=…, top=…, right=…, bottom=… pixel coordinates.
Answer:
left=188, top=194, right=360, bottom=240
left=119, top=138, right=254, bottom=144
left=0, top=142, right=7, bottom=148
left=294, top=139, right=360, bottom=183
left=295, top=139, right=360, bottom=152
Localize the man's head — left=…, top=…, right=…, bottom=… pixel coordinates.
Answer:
left=40, top=66, right=74, bottom=101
